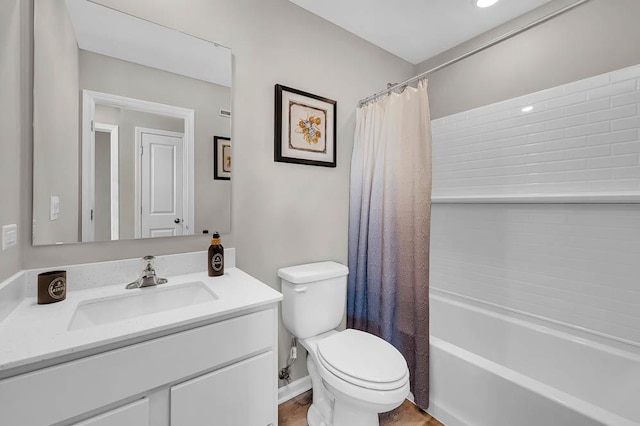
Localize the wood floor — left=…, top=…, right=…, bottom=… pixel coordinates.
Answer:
left=278, top=391, right=444, bottom=426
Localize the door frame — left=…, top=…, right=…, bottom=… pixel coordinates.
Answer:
left=94, top=123, right=120, bottom=241
left=82, top=90, right=195, bottom=241
left=134, top=127, right=188, bottom=239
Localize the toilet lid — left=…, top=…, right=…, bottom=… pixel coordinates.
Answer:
left=317, top=329, right=408, bottom=388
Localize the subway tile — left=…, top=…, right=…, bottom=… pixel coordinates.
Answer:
left=611, top=141, right=640, bottom=155
left=563, top=145, right=611, bottom=160
left=588, top=105, right=637, bottom=123
left=543, top=136, right=586, bottom=151
left=565, top=98, right=610, bottom=117
left=586, top=154, right=639, bottom=169
left=610, top=64, right=640, bottom=83
left=526, top=150, right=567, bottom=163
left=527, top=129, right=565, bottom=144
left=540, top=158, right=588, bottom=172
left=469, top=136, right=527, bottom=153
left=545, top=114, right=587, bottom=131
left=587, top=79, right=636, bottom=100
left=611, top=90, right=640, bottom=107
left=547, top=92, right=587, bottom=109
left=564, top=122, right=610, bottom=138
left=587, top=129, right=638, bottom=146
left=510, top=108, right=565, bottom=127
left=612, top=116, right=640, bottom=131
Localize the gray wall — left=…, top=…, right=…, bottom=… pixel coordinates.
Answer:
left=20, top=0, right=415, bottom=385
left=0, top=0, right=23, bottom=282
left=32, top=0, right=80, bottom=245
left=95, top=105, right=184, bottom=240
left=80, top=50, right=232, bottom=238
left=418, top=0, right=640, bottom=119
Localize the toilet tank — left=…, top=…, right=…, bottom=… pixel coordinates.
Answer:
left=278, top=262, right=349, bottom=340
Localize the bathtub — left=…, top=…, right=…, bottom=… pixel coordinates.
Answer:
left=427, top=290, right=640, bottom=426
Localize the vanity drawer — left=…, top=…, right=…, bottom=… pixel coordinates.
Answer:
left=72, top=399, right=149, bottom=426
left=0, top=308, right=274, bottom=426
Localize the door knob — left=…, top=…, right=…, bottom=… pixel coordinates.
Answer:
left=174, top=218, right=181, bottom=224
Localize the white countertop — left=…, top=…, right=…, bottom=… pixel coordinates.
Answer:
left=0, top=268, right=282, bottom=376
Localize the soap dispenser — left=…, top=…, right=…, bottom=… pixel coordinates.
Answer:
left=208, top=232, right=224, bottom=277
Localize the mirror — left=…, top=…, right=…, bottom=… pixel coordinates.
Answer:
left=32, top=0, right=232, bottom=245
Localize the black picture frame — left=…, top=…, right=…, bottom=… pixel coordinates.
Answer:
left=213, top=136, right=231, bottom=180
left=274, top=84, right=337, bottom=167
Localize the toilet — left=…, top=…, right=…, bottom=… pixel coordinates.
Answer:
left=279, top=261, right=410, bottom=426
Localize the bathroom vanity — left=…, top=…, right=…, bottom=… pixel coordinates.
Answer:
left=0, top=260, right=282, bottom=426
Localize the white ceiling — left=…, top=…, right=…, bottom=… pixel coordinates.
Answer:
left=65, top=0, right=232, bottom=87
left=289, top=0, right=555, bottom=64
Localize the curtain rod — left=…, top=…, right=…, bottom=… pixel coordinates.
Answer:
left=358, top=0, right=591, bottom=107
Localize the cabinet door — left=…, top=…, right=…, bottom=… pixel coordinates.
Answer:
left=171, top=351, right=274, bottom=426
left=72, top=399, right=149, bottom=426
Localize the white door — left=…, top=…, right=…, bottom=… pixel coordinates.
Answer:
left=139, top=129, right=185, bottom=238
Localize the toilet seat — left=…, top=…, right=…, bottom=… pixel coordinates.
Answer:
left=316, top=329, right=409, bottom=391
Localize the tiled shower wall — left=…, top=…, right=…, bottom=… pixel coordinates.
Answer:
left=430, top=65, right=640, bottom=348
left=431, top=65, right=640, bottom=197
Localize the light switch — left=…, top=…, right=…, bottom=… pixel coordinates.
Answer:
left=2, top=224, right=17, bottom=251
left=50, top=196, right=60, bottom=221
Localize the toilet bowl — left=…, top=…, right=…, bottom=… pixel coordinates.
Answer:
left=278, top=262, right=410, bottom=426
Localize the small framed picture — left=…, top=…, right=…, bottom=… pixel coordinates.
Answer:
left=274, top=84, right=337, bottom=167
left=214, top=136, right=231, bottom=180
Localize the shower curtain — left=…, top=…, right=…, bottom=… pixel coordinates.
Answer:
left=347, top=80, right=432, bottom=409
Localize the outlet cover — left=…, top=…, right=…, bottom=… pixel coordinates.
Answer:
left=2, top=224, right=17, bottom=251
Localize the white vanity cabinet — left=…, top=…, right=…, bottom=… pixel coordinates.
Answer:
left=0, top=306, right=278, bottom=426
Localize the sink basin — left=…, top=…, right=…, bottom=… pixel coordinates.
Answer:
left=68, top=282, right=218, bottom=330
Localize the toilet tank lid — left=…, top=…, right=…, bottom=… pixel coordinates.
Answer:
left=278, top=261, right=348, bottom=284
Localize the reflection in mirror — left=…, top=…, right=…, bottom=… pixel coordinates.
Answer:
left=33, top=0, right=232, bottom=245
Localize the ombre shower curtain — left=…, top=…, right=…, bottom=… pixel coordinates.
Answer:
left=348, top=80, right=432, bottom=409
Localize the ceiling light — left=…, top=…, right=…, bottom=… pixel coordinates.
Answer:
left=521, top=106, right=534, bottom=112
left=476, top=0, right=499, bottom=8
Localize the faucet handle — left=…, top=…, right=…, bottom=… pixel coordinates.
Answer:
left=142, top=255, right=156, bottom=272
left=126, top=255, right=167, bottom=289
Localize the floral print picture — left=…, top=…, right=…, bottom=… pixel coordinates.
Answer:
left=275, top=84, right=336, bottom=167
left=213, top=136, right=231, bottom=180
left=289, top=102, right=327, bottom=154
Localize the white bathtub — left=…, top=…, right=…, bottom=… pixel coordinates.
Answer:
left=427, top=291, right=640, bottom=426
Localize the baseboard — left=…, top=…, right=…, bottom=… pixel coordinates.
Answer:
left=278, top=375, right=312, bottom=405
left=427, top=400, right=466, bottom=426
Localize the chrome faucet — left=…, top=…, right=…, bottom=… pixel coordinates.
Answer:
left=126, top=256, right=168, bottom=289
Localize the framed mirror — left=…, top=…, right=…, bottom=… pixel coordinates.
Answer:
left=32, top=0, right=232, bottom=245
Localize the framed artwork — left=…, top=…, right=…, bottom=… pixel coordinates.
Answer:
left=274, top=84, right=337, bottom=167
left=214, top=136, right=231, bottom=180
